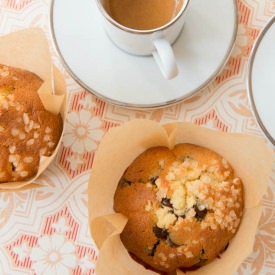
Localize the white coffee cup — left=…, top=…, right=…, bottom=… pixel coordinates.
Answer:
left=95, top=0, right=190, bottom=80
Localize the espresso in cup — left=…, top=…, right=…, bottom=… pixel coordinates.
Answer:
left=102, top=0, right=184, bottom=30
left=97, top=0, right=190, bottom=79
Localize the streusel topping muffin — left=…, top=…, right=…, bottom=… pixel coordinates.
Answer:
left=114, top=144, right=244, bottom=273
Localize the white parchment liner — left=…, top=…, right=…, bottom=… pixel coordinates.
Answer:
left=0, top=28, right=66, bottom=191
left=88, top=119, right=273, bottom=275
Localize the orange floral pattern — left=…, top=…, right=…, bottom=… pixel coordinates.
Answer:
left=0, top=0, right=274, bottom=274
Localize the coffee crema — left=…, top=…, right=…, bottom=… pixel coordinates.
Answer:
left=102, top=0, right=184, bottom=30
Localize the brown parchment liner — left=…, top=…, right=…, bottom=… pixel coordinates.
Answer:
left=0, top=28, right=66, bottom=191
left=88, top=119, right=274, bottom=275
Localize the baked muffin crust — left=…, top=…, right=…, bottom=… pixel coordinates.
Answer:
left=0, top=64, right=63, bottom=182
left=114, top=144, right=244, bottom=273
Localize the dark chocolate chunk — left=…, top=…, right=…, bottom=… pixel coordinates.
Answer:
left=175, top=213, right=186, bottom=219
left=161, top=197, right=173, bottom=208
left=119, top=177, right=132, bottom=187
left=148, top=240, right=160, bottom=256
left=149, top=176, right=159, bottom=185
left=153, top=226, right=169, bottom=239
left=177, top=213, right=186, bottom=219
left=194, top=205, right=207, bottom=221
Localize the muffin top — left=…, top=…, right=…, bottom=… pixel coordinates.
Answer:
left=114, top=144, right=244, bottom=273
left=0, top=64, right=63, bottom=182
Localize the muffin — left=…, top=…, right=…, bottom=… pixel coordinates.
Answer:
left=114, top=143, right=244, bottom=274
left=0, top=64, right=63, bottom=182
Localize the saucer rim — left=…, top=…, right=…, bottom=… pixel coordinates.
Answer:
left=247, top=15, right=275, bottom=146
left=49, top=0, right=238, bottom=110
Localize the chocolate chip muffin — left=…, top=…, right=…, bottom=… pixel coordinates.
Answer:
left=0, top=64, right=63, bottom=182
left=114, top=144, right=244, bottom=274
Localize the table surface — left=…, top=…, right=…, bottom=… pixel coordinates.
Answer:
left=0, top=0, right=274, bottom=274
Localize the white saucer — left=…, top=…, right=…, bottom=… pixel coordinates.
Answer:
left=248, top=15, right=275, bottom=146
left=50, top=0, right=237, bottom=109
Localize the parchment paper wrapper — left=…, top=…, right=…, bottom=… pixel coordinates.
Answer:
left=88, top=119, right=273, bottom=275
left=0, top=28, right=66, bottom=191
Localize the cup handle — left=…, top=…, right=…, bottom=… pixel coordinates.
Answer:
left=152, top=38, right=179, bottom=80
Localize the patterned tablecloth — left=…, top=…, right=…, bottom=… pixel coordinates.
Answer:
left=0, top=0, right=274, bottom=274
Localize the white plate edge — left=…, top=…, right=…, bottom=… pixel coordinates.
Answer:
left=247, top=14, right=275, bottom=146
